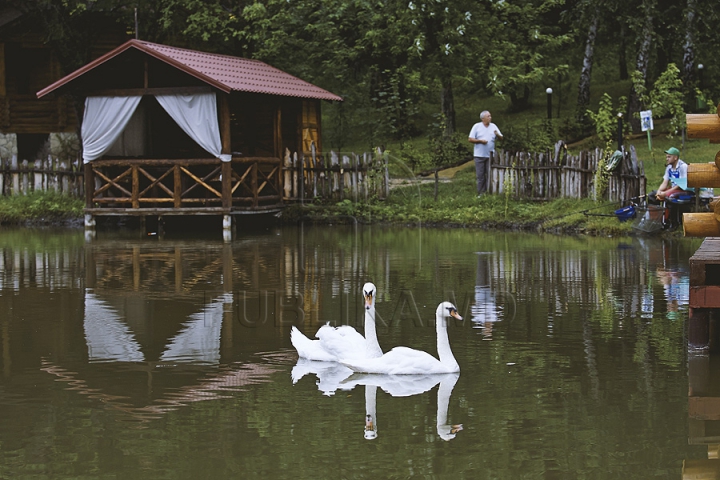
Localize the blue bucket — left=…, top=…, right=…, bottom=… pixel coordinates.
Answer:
left=615, top=205, right=636, bottom=221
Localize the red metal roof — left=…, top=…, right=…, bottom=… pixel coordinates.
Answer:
left=37, top=39, right=343, bottom=102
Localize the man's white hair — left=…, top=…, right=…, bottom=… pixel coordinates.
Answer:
left=480, top=110, right=490, bottom=120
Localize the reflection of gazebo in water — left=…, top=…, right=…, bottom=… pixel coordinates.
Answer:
left=36, top=39, right=342, bottom=231
left=33, top=238, right=306, bottom=424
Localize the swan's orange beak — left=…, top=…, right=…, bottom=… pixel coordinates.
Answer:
left=450, top=308, right=463, bottom=321
left=365, top=414, right=374, bottom=430
left=451, top=424, right=463, bottom=434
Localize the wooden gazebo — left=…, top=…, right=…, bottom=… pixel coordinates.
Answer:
left=37, top=39, right=342, bottom=225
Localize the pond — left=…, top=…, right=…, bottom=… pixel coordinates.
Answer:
left=0, top=223, right=711, bottom=478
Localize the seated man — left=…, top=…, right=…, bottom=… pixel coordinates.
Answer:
left=648, top=147, right=688, bottom=204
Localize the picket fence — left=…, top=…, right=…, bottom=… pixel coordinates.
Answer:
left=489, top=143, right=646, bottom=202
left=282, top=147, right=390, bottom=202
left=0, top=156, right=83, bottom=196
left=0, top=143, right=646, bottom=204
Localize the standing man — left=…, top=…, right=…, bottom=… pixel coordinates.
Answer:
left=649, top=147, right=688, bottom=203
left=468, top=111, right=503, bottom=197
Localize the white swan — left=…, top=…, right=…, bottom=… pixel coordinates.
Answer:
left=341, top=301, right=461, bottom=374
left=290, top=282, right=383, bottom=362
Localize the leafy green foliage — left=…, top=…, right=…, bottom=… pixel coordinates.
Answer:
left=501, top=120, right=555, bottom=152
left=486, top=0, right=571, bottom=112
left=0, top=192, right=84, bottom=224
left=632, top=63, right=685, bottom=136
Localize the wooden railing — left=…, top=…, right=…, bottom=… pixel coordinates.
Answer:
left=85, top=156, right=282, bottom=213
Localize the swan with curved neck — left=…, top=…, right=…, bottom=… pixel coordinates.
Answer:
left=290, top=282, right=382, bottom=362
left=341, top=302, right=461, bottom=375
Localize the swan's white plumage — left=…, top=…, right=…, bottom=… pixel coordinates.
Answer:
left=290, top=282, right=382, bottom=362
left=341, top=301, right=461, bottom=375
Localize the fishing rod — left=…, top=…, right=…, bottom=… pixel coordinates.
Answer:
left=547, top=194, right=648, bottom=222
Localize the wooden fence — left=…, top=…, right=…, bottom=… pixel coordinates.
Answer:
left=283, top=147, right=390, bottom=202
left=0, top=156, right=83, bottom=196
left=489, top=143, right=646, bottom=202
left=1, top=143, right=645, bottom=205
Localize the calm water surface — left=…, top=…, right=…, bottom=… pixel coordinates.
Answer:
left=0, top=223, right=710, bottom=478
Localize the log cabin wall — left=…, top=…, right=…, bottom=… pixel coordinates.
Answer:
left=230, top=92, right=305, bottom=158
left=0, top=12, right=130, bottom=161
left=300, top=99, right=321, bottom=154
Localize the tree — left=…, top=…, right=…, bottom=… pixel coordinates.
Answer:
left=485, top=0, right=571, bottom=112
left=401, top=0, right=491, bottom=136
left=627, top=0, right=655, bottom=132
left=575, top=3, right=600, bottom=126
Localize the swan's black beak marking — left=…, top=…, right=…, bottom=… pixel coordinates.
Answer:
left=447, top=306, right=463, bottom=321
left=364, top=290, right=374, bottom=310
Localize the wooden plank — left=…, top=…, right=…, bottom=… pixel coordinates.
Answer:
left=174, top=165, right=182, bottom=208
left=690, top=286, right=720, bottom=308
left=252, top=162, right=258, bottom=207
left=689, top=397, right=720, bottom=420
left=222, top=161, right=232, bottom=209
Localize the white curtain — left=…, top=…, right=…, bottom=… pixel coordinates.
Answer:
left=155, top=92, right=231, bottom=162
left=81, top=96, right=142, bottom=163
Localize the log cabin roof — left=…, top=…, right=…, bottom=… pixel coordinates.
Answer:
left=37, top=39, right=343, bottom=102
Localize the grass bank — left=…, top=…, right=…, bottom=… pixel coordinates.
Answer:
left=0, top=191, right=84, bottom=226
left=282, top=163, right=651, bottom=236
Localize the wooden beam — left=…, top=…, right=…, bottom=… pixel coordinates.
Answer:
left=689, top=396, right=720, bottom=420
left=684, top=213, right=720, bottom=237
left=274, top=103, right=282, bottom=158
left=218, top=93, right=231, bottom=155
left=687, top=113, right=720, bottom=143
left=174, top=165, right=182, bottom=208
left=688, top=162, right=720, bottom=187
left=690, top=286, right=720, bottom=308
left=89, top=157, right=280, bottom=167
left=85, top=86, right=214, bottom=97
left=84, top=162, right=94, bottom=208
left=222, top=161, right=232, bottom=209
left=0, top=43, right=6, bottom=97
left=132, top=165, right=139, bottom=209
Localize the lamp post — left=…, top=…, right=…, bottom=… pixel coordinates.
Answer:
left=698, top=63, right=704, bottom=90
left=546, top=87, right=553, bottom=120
left=617, top=112, right=623, bottom=151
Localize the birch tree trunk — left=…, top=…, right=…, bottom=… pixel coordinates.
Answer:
left=629, top=1, right=654, bottom=133
left=576, top=9, right=599, bottom=125
left=440, top=76, right=456, bottom=136
left=682, top=0, right=697, bottom=100
left=618, top=23, right=629, bottom=80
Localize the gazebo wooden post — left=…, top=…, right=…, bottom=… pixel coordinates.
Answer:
left=83, top=161, right=96, bottom=233
left=218, top=92, right=233, bottom=239
left=131, top=164, right=139, bottom=209
left=173, top=165, right=182, bottom=208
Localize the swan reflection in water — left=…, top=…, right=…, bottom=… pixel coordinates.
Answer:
left=342, top=373, right=463, bottom=441
left=293, top=363, right=463, bottom=441
left=291, top=358, right=353, bottom=396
